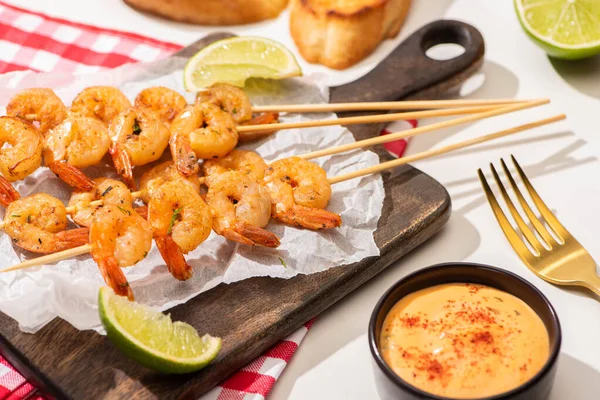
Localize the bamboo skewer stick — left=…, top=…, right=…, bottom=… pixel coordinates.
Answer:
left=238, top=105, right=503, bottom=134
left=251, top=98, right=538, bottom=113
left=2, top=244, right=92, bottom=272
left=0, top=114, right=565, bottom=273
left=328, top=114, right=566, bottom=185
left=299, top=99, right=549, bottom=161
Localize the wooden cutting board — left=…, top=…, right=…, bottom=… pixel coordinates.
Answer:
left=0, top=20, right=484, bottom=399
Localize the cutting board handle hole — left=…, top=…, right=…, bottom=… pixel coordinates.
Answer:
left=425, top=43, right=466, bottom=61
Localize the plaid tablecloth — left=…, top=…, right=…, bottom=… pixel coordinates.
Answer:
left=0, top=1, right=412, bottom=399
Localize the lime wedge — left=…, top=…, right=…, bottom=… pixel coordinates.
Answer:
left=184, top=36, right=302, bottom=90
left=515, top=0, right=600, bottom=60
left=98, top=287, right=221, bottom=374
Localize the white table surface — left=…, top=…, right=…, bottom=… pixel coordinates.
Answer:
left=5, top=0, right=600, bottom=398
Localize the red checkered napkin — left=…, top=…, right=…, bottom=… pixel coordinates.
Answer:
left=0, top=2, right=413, bottom=399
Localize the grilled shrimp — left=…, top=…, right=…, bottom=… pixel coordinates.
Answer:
left=70, top=86, right=132, bottom=125
left=196, top=83, right=279, bottom=141
left=43, top=115, right=111, bottom=191
left=206, top=171, right=279, bottom=247
left=3, top=193, right=89, bottom=254
left=90, top=204, right=153, bottom=300
left=147, top=181, right=212, bottom=281
left=109, top=107, right=171, bottom=189
left=0, top=117, right=43, bottom=182
left=134, top=86, right=187, bottom=126
left=6, top=88, right=68, bottom=135
left=139, top=161, right=200, bottom=203
left=203, top=149, right=267, bottom=187
left=196, top=83, right=253, bottom=124
left=68, top=178, right=133, bottom=227
left=169, top=103, right=238, bottom=175
left=264, top=157, right=341, bottom=230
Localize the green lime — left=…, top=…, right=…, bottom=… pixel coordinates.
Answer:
left=515, top=0, right=600, bottom=60
left=98, top=287, right=221, bottom=374
left=183, top=36, right=302, bottom=90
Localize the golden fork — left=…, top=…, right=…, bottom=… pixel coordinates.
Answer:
left=478, top=155, right=600, bottom=297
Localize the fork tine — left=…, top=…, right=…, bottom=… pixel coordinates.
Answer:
left=500, top=158, right=558, bottom=247
left=478, top=169, right=538, bottom=257
left=489, top=163, right=546, bottom=254
left=511, top=155, right=567, bottom=241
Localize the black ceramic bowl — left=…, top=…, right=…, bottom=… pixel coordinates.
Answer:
left=369, top=262, right=561, bottom=400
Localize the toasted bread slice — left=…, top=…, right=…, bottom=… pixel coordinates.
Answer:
left=290, top=0, right=411, bottom=69
left=123, top=0, right=289, bottom=25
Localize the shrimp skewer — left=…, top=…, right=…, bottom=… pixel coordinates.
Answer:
left=206, top=171, right=280, bottom=247
left=68, top=178, right=134, bottom=227
left=109, top=107, right=171, bottom=189
left=264, top=157, right=341, bottom=230
left=6, top=88, right=68, bottom=135
left=3, top=193, right=89, bottom=254
left=203, top=150, right=268, bottom=187
left=135, top=86, right=187, bottom=126
left=0, top=117, right=43, bottom=206
left=170, top=103, right=238, bottom=176
left=43, top=116, right=111, bottom=191
left=147, top=181, right=212, bottom=280
left=196, top=83, right=279, bottom=142
left=90, top=204, right=152, bottom=300
left=70, top=86, right=132, bottom=125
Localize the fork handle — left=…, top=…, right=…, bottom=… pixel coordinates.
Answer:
left=579, top=273, right=600, bottom=298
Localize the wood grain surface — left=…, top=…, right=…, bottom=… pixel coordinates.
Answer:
left=0, top=20, right=484, bottom=399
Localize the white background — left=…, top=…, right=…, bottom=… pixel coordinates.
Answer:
left=4, top=1, right=600, bottom=399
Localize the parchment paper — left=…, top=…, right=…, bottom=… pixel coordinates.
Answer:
left=0, top=57, right=384, bottom=333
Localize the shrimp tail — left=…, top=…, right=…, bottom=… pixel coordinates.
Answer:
left=0, top=176, right=20, bottom=207
left=48, top=161, right=96, bottom=192
left=54, top=227, right=90, bottom=252
left=275, top=206, right=342, bottom=231
left=235, top=223, right=280, bottom=248
left=155, top=235, right=193, bottom=281
left=110, top=143, right=136, bottom=190
left=170, top=134, right=199, bottom=177
left=97, top=256, right=134, bottom=301
left=238, top=112, right=279, bottom=142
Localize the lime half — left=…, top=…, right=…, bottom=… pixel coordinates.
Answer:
left=515, top=0, right=600, bottom=60
left=98, top=287, right=221, bottom=374
left=184, top=36, right=302, bottom=90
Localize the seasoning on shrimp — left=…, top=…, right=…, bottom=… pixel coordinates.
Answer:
left=68, top=178, right=133, bottom=227
left=196, top=83, right=279, bottom=142
left=206, top=171, right=280, bottom=248
left=169, top=103, right=238, bottom=174
left=3, top=193, right=89, bottom=254
left=109, top=107, right=171, bottom=189
left=203, top=150, right=268, bottom=187
left=0, top=116, right=43, bottom=183
left=6, top=88, right=68, bottom=135
left=134, top=86, right=187, bottom=126
left=70, top=86, right=132, bottom=125
left=147, top=181, right=212, bottom=280
left=264, top=157, right=341, bottom=230
left=90, top=203, right=153, bottom=300
left=139, top=160, right=201, bottom=203
left=43, top=115, right=111, bottom=191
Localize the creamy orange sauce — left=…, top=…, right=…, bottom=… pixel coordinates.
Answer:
left=380, top=283, right=549, bottom=399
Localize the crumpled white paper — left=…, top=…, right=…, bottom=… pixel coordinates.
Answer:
left=0, top=57, right=384, bottom=333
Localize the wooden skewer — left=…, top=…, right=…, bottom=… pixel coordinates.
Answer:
left=299, top=99, right=550, bottom=161
left=2, top=244, right=92, bottom=272
left=238, top=105, right=504, bottom=134
left=0, top=114, right=566, bottom=273
left=328, top=114, right=566, bottom=184
left=251, top=98, right=538, bottom=114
